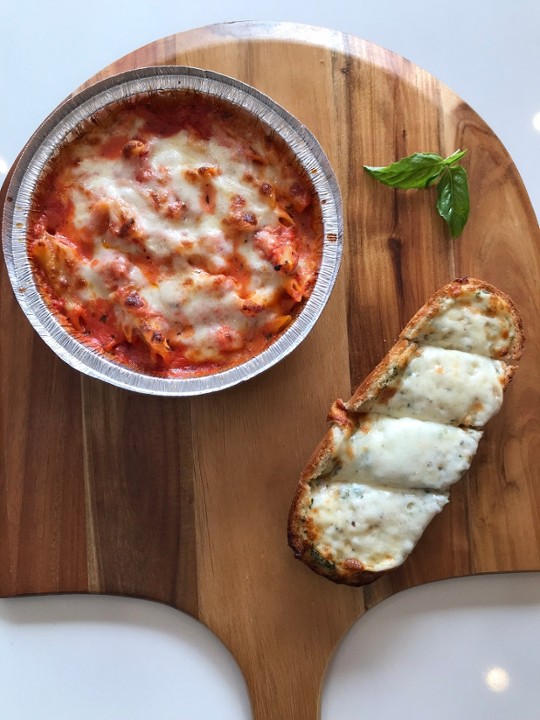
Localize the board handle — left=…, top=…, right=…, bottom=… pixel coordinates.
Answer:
left=200, top=606, right=355, bottom=720
left=243, top=656, right=322, bottom=720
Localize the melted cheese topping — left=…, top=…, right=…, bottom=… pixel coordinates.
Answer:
left=333, top=415, right=482, bottom=490
left=309, top=479, right=448, bottom=572
left=405, top=290, right=517, bottom=358
left=28, top=92, right=322, bottom=376
left=307, top=415, right=478, bottom=570
left=368, top=345, right=507, bottom=427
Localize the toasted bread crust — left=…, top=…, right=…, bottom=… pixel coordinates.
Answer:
left=345, top=340, right=417, bottom=413
left=288, top=277, right=524, bottom=586
left=287, top=426, right=341, bottom=557
left=287, top=443, right=383, bottom=586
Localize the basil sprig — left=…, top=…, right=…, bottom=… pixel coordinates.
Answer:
left=363, top=150, right=469, bottom=238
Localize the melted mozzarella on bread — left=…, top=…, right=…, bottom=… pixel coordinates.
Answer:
left=404, top=289, right=517, bottom=358
left=309, top=480, right=448, bottom=572
left=334, top=415, right=481, bottom=490
left=367, top=345, right=508, bottom=427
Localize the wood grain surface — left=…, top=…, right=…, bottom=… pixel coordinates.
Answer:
left=1, top=21, right=539, bottom=720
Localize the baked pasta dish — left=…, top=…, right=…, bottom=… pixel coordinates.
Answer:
left=28, top=91, right=322, bottom=376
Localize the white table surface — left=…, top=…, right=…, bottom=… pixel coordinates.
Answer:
left=1, top=1, right=539, bottom=718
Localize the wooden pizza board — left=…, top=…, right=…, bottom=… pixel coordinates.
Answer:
left=1, top=21, right=539, bottom=720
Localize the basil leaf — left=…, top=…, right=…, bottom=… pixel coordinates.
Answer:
left=364, top=152, right=447, bottom=189
left=436, top=166, right=470, bottom=238
left=364, top=149, right=470, bottom=237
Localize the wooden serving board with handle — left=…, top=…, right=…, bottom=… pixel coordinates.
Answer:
left=1, top=21, right=539, bottom=719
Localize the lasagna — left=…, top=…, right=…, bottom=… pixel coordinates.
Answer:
left=28, top=92, right=322, bottom=376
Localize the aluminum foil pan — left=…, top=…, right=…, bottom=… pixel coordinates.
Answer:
left=2, top=66, right=343, bottom=396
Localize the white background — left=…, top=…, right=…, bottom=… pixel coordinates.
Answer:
left=1, top=1, right=539, bottom=718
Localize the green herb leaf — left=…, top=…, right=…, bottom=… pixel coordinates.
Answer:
left=363, top=149, right=470, bottom=237
left=436, top=165, right=470, bottom=238
left=363, top=152, right=447, bottom=189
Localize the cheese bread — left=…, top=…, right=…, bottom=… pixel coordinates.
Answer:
left=288, top=277, right=524, bottom=585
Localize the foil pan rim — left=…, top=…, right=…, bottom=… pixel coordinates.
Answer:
left=2, top=66, right=343, bottom=396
